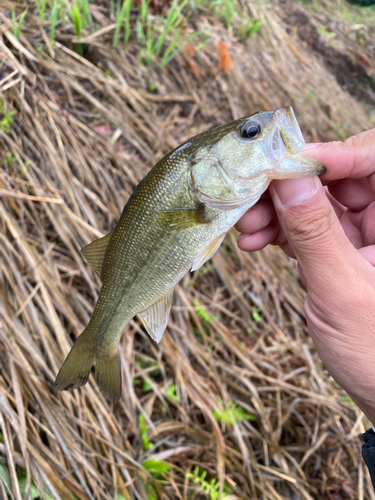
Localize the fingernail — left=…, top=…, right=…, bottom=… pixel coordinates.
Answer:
left=276, top=177, right=316, bottom=207
left=303, top=143, right=321, bottom=151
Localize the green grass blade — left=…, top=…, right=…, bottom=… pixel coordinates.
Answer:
left=124, top=0, right=132, bottom=46
left=12, top=8, right=28, bottom=40
left=161, top=26, right=183, bottom=66
left=113, top=0, right=127, bottom=46
left=72, top=3, right=82, bottom=37
left=154, top=0, right=185, bottom=56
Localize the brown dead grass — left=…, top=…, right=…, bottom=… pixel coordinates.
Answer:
left=0, top=0, right=375, bottom=499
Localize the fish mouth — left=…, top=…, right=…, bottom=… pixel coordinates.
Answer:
left=271, top=106, right=305, bottom=155
left=268, top=106, right=325, bottom=178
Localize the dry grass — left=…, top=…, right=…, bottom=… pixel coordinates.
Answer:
left=0, top=0, right=375, bottom=499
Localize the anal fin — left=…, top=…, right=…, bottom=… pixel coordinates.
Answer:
left=191, top=233, right=226, bottom=272
left=81, top=230, right=113, bottom=278
left=138, top=290, right=173, bottom=343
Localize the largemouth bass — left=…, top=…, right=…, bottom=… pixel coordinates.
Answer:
left=55, top=106, right=324, bottom=403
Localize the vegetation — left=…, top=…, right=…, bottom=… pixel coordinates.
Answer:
left=212, top=398, right=256, bottom=425
left=0, top=98, right=16, bottom=133
left=0, top=0, right=374, bottom=498
left=186, top=466, right=233, bottom=500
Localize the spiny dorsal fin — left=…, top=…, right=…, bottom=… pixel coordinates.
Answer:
left=138, top=290, right=173, bottom=343
left=191, top=232, right=226, bottom=272
left=81, top=230, right=113, bottom=278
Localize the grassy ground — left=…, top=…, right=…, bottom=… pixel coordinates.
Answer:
left=1, top=0, right=375, bottom=499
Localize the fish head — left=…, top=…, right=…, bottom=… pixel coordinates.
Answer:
left=190, top=106, right=325, bottom=209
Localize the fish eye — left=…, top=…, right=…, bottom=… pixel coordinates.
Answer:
left=241, top=122, right=261, bottom=139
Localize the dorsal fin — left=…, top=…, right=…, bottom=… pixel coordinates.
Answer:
left=138, top=290, right=173, bottom=343
left=81, top=231, right=113, bottom=278
left=191, top=233, right=226, bottom=272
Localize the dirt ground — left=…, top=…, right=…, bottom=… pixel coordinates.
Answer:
left=0, top=0, right=375, bottom=499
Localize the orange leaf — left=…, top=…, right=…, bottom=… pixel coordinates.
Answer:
left=218, top=41, right=229, bottom=56
left=184, top=43, right=195, bottom=59
left=217, top=42, right=231, bottom=72
left=187, top=59, right=200, bottom=78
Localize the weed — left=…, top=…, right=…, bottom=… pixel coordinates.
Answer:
left=142, top=459, right=170, bottom=478
left=142, top=379, right=153, bottom=392
left=35, top=0, right=48, bottom=23
left=141, top=450, right=170, bottom=499
left=212, top=397, right=256, bottom=425
left=186, top=466, right=233, bottom=500
left=20, top=160, right=31, bottom=176
left=135, top=0, right=207, bottom=66
left=219, top=0, right=236, bottom=28
left=251, top=306, right=262, bottom=323
left=18, top=477, right=54, bottom=500
left=12, top=8, right=28, bottom=40
left=193, top=298, right=211, bottom=322
left=165, top=383, right=181, bottom=402
left=341, top=395, right=355, bottom=405
left=184, top=279, right=196, bottom=287
left=0, top=464, right=11, bottom=497
left=113, top=0, right=133, bottom=47
left=317, top=24, right=336, bottom=40
left=139, top=414, right=153, bottom=450
left=0, top=466, right=56, bottom=500
left=239, top=17, right=262, bottom=42
left=68, top=0, right=93, bottom=56
left=0, top=99, right=16, bottom=133
left=6, top=152, right=16, bottom=167
left=136, top=357, right=161, bottom=375
left=197, top=0, right=261, bottom=42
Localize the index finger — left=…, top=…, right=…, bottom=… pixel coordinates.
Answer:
left=302, top=128, right=375, bottom=182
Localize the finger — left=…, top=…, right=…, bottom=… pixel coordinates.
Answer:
left=363, top=201, right=375, bottom=247
left=359, top=245, right=375, bottom=266
left=269, top=176, right=373, bottom=329
left=327, top=177, right=375, bottom=211
left=235, top=200, right=275, bottom=234
left=302, top=129, right=375, bottom=181
left=237, top=218, right=279, bottom=252
left=278, top=241, right=296, bottom=259
left=339, top=210, right=363, bottom=248
left=342, top=201, right=375, bottom=248
left=325, top=189, right=346, bottom=218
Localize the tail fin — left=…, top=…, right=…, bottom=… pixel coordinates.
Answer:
left=54, top=333, right=122, bottom=403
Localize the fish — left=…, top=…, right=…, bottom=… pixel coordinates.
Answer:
left=54, top=106, right=324, bottom=403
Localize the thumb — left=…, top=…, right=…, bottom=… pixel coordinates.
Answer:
left=269, top=176, right=368, bottom=317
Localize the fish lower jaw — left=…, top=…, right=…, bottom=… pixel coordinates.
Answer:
left=266, top=156, right=325, bottom=180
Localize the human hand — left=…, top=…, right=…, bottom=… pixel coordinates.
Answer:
left=235, top=129, right=375, bottom=422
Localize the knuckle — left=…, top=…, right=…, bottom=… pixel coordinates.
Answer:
left=288, top=205, right=337, bottom=246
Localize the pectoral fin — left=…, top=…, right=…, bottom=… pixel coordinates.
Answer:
left=158, top=205, right=210, bottom=231
left=138, top=290, right=173, bottom=343
left=81, top=231, right=113, bottom=277
left=191, top=233, right=226, bottom=271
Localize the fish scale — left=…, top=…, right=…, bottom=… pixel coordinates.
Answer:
left=55, top=106, right=325, bottom=403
